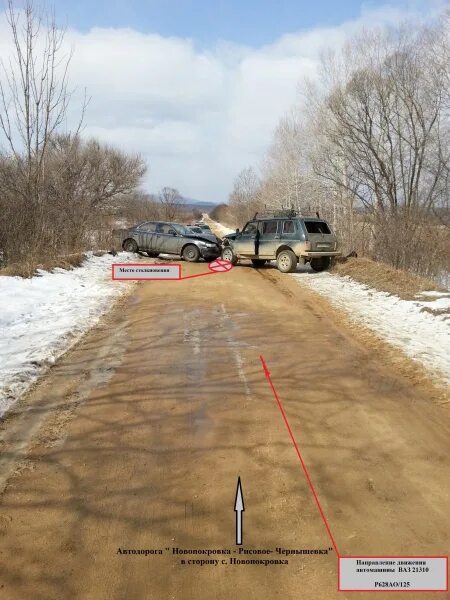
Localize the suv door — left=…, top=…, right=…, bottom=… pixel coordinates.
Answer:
left=136, top=222, right=157, bottom=250
left=258, top=220, right=280, bottom=258
left=154, top=223, right=181, bottom=254
left=234, top=221, right=258, bottom=256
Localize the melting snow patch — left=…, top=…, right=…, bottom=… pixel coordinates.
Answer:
left=0, top=252, right=135, bottom=417
left=414, top=297, right=450, bottom=312
left=414, top=290, right=450, bottom=313
left=417, top=291, right=450, bottom=298
left=291, top=272, right=450, bottom=386
left=208, top=218, right=235, bottom=236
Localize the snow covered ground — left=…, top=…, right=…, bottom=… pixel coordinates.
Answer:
left=292, top=271, right=450, bottom=385
left=0, top=252, right=135, bottom=417
left=205, top=217, right=235, bottom=236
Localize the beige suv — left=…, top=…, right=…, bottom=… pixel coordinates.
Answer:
left=221, top=212, right=340, bottom=273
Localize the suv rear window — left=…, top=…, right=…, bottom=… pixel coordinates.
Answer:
left=304, top=220, right=331, bottom=234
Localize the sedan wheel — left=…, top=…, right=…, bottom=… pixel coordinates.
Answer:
left=123, top=239, right=138, bottom=253
left=182, top=244, right=201, bottom=262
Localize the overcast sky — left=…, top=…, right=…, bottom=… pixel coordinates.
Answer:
left=0, top=1, right=444, bottom=202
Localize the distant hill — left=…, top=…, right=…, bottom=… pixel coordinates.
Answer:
left=181, top=198, right=217, bottom=213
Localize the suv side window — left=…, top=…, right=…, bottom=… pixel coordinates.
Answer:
left=281, top=219, right=305, bottom=241
left=282, top=220, right=295, bottom=234
left=242, top=222, right=258, bottom=236
left=261, top=220, right=278, bottom=235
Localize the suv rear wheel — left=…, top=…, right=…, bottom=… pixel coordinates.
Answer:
left=251, top=259, right=267, bottom=268
left=310, top=257, right=331, bottom=272
left=276, top=249, right=297, bottom=273
left=182, top=244, right=201, bottom=262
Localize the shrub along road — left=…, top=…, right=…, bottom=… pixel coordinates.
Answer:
left=0, top=261, right=449, bottom=599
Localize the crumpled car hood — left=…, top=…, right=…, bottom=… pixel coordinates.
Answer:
left=184, top=233, right=220, bottom=246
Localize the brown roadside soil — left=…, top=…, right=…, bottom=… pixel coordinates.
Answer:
left=0, top=260, right=449, bottom=600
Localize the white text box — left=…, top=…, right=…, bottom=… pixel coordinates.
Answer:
left=112, top=264, right=180, bottom=280
left=339, top=556, right=448, bottom=591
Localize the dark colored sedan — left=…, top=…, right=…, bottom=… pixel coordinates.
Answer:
left=193, top=222, right=212, bottom=232
left=113, top=221, right=221, bottom=262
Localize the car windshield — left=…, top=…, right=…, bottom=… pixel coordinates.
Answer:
left=242, top=222, right=257, bottom=235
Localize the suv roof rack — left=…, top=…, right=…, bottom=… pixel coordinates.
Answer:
left=252, top=209, right=321, bottom=219
left=253, top=209, right=298, bottom=219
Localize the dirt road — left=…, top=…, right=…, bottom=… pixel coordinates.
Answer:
left=0, top=260, right=449, bottom=600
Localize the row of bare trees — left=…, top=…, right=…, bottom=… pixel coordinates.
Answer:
left=0, top=1, right=146, bottom=266
left=120, top=187, right=188, bottom=224
left=227, top=13, right=450, bottom=280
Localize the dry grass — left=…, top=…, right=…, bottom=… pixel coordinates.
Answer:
left=0, top=253, right=86, bottom=278
left=332, top=256, right=446, bottom=300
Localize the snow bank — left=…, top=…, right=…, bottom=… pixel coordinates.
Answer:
left=291, top=272, right=450, bottom=385
left=0, top=252, right=134, bottom=416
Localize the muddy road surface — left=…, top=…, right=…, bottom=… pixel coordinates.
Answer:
left=0, top=260, right=449, bottom=600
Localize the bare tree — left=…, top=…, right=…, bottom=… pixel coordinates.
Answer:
left=41, top=134, right=146, bottom=250
left=262, top=111, right=332, bottom=218
left=262, top=112, right=302, bottom=209
left=227, top=13, right=450, bottom=278
left=0, top=1, right=86, bottom=201
left=309, top=23, right=450, bottom=268
left=0, top=0, right=90, bottom=260
left=431, top=10, right=450, bottom=228
left=0, top=1, right=149, bottom=265
left=159, top=187, right=184, bottom=220
left=228, top=167, right=261, bottom=224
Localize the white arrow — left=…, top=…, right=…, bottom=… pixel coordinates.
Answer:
left=234, top=477, right=245, bottom=545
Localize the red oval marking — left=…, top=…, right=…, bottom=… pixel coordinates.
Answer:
left=208, top=259, right=233, bottom=273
